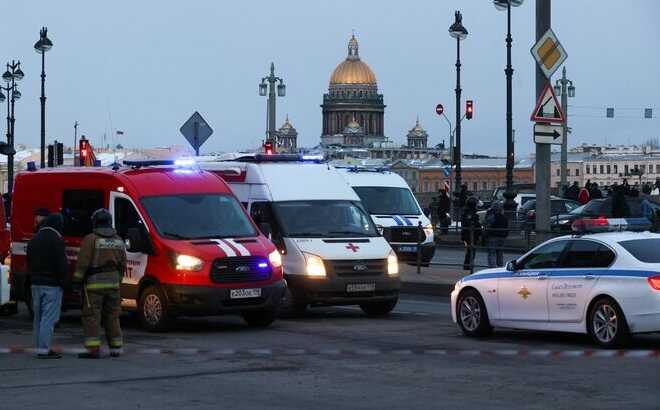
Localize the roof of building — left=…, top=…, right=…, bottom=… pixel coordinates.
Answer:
left=329, top=34, right=377, bottom=85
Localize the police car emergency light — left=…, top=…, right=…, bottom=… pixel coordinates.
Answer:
left=571, top=217, right=652, bottom=233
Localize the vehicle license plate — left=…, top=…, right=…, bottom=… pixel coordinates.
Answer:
left=346, top=283, right=376, bottom=293
left=230, top=288, right=262, bottom=299
left=399, top=246, right=417, bottom=253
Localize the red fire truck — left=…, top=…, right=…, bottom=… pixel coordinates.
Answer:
left=9, top=160, right=286, bottom=331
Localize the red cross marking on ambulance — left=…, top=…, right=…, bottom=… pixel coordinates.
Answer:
left=346, top=243, right=360, bottom=253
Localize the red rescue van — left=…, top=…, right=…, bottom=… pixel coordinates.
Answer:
left=9, top=160, right=286, bottom=331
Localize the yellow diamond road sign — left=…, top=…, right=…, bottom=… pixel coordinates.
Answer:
left=530, top=28, right=567, bottom=79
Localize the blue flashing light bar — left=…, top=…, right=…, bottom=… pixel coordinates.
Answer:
left=572, top=217, right=652, bottom=233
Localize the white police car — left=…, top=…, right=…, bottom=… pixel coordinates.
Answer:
left=451, top=217, right=660, bottom=347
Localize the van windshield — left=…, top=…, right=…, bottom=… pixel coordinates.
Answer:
left=353, top=187, right=420, bottom=215
left=272, top=200, right=378, bottom=238
left=141, top=194, right=256, bottom=240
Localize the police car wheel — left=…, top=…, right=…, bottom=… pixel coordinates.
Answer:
left=138, top=286, right=171, bottom=332
left=359, top=298, right=398, bottom=316
left=588, top=297, right=630, bottom=348
left=241, top=308, right=278, bottom=327
left=457, top=289, right=492, bottom=337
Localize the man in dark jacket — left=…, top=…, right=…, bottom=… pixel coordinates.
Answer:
left=461, top=197, right=481, bottom=271
left=27, top=213, right=68, bottom=359
left=437, top=189, right=451, bottom=234
left=485, top=202, right=509, bottom=268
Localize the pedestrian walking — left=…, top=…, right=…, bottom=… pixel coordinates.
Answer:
left=589, top=183, right=603, bottom=200
left=485, top=202, right=508, bottom=268
left=461, top=197, right=481, bottom=271
left=564, top=181, right=579, bottom=201
left=27, top=213, right=68, bottom=359
left=73, top=209, right=127, bottom=359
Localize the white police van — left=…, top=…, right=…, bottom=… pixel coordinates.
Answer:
left=336, top=167, right=435, bottom=265
left=451, top=217, right=660, bottom=347
left=199, top=155, right=400, bottom=316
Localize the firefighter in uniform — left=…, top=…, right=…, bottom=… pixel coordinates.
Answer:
left=73, top=209, right=127, bottom=359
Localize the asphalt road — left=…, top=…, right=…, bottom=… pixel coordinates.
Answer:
left=1, top=295, right=658, bottom=410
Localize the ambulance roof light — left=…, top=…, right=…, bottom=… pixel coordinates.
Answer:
left=174, top=158, right=196, bottom=167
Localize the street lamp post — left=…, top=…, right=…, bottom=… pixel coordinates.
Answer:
left=2, top=61, right=24, bottom=194
left=448, top=11, right=468, bottom=217
left=494, top=0, right=524, bottom=215
left=258, top=63, right=286, bottom=149
left=554, top=67, right=575, bottom=190
left=34, top=27, right=53, bottom=169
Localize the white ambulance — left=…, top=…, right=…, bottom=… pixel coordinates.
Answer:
left=337, top=168, right=435, bottom=265
left=199, top=155, right=400, bottom=316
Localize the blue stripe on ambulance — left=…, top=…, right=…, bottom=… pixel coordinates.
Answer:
left=461, top=269, right=656, bottom=283
left=400, top=216, right=413, bottom=226
left=392, top=216, right=403, bottom=226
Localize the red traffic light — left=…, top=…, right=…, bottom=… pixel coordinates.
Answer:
left=263, top=141, right=274, bottom=155
left=435, top=104, right=444, bottom=116
left=465, top=100, right=474, bottom=120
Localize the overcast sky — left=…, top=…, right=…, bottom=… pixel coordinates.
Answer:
left=2, top=0, right=658, bottom=157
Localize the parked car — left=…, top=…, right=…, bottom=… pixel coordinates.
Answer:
left=552, top=197, right=660, bottom=232
left=519, top=199, right=580, bottom=231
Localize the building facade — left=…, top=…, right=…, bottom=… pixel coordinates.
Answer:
left=406, top=118, right=428, bottom=149
left=276, top=115, right=298, bottom=153
left=321, top=35, right=386, bottom=148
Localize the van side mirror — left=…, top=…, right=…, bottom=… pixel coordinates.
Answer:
left=127, top=226, right=154, bottom=254
left=258, top=222, right=272, bottom=238
left=506, top=260, right=517, bottom=272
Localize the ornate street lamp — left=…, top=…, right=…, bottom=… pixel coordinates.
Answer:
left=258, top=62, right=286, bottom=149
left=2, top=61, right=23, bottom=194
left=494, top=0, right=524, bottom=215
left=34, top=26, right=53, bottom=169
left=448, top=10, right=468, bottom=216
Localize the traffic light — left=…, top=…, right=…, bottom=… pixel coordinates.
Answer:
left=465, top=100, right=474, bottom=120
left=47, top=144, right=54, bottom=168
left=263, top=140, right=274, bottom=155
left=79, top=138, right=89, bottom=166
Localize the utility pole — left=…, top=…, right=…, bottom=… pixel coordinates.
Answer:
left=535, top=0, right=552, bottom=240
left=555, top=67, right=574, bottom=189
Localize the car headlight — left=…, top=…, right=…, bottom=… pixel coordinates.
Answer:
left=558, top=219, right=571, bottom=225
left=387, top=251, right=399, bottom=276
left=175, top=254, right=203, bottom=271
left=303, top=252, right=326, bottom=277
left=268, top=250, right=283, bottom=268
left=423, top=223, right=434, bottom=238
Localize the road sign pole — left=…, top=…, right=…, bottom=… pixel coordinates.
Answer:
left=193, top=121, right=199, bottom=156
left=535, top=0, right=552, bottom=241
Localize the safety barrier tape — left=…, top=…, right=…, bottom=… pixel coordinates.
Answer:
left=1, top=346, right=659, bottom=358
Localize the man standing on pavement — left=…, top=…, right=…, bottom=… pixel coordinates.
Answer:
left=437, top=188, right=451, bottom=235
left=485, top=202, right=508, bottom=268
left=460, top=197, right=481, bottom=271
left=73, top=209, right=127, bottom=359
left=27, top=213, right=68, bottom=359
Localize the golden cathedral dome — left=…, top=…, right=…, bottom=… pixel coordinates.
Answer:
left=329, top=34, right=377, bottom=85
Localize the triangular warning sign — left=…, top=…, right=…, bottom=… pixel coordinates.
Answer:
left=530, top=83, right=564, bottom=124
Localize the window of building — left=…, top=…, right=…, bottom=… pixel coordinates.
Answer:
left=656, top=164, right=660, bottom=174
left=62, top=190, right=105, bottom=237
left=641, top=165, right=646, bottom=174
left=614, top=164, right=618, bottom=174
left=606, top=165, right=611, bottom=174
left=567, top=169, right=571, bottom=176
left=473, top=182, right=478, bottom=191
left=593, top=165, right=597, bottom=174
left=600, top=165, right=604, bottom=174
left=576, top=168, right=580, bottom=176
left=624, top=164, right=629, bottom=174
left=586, top=166, right=590, bottom=174
left=423, top=181, right=429, bottom=192
left=556, top=169, right=560, bottom=176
